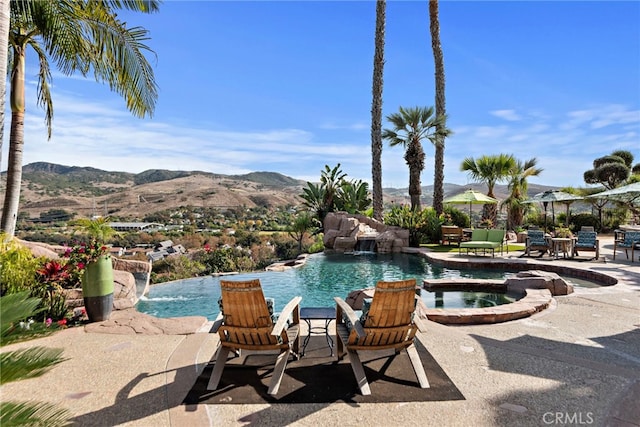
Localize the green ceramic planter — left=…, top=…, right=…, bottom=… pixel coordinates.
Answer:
left=82, top=255, right=115, bottom=322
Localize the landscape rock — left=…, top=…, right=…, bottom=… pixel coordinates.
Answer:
left=84, top=308, right=207, bottom=335
left=323, top=212, right=409, bottom=253
left=505, top=270, right=574, bottom=296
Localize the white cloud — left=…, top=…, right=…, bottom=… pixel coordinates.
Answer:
left=490, top=109, right=521, bottom=121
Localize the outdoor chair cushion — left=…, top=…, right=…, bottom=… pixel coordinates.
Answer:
left=574, top=231, right=597, bottom=249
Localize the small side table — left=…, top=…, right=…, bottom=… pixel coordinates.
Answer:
left=300, top=307, right=335, bottom=357
left=551, top=237, right=573, bottom=259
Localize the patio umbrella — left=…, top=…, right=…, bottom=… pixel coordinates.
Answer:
left=586, top=182, right=640, bottom=206
left=523, top=190, right=583, bottom=230
left=443, top=189, right=498, bottom=226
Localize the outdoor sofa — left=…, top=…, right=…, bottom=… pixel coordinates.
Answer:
left=459, top=229, right=506, bottom=257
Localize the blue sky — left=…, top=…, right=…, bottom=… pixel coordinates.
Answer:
left=3, top=0, right=639, bottom=189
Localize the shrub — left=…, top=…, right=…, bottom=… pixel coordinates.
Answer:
left=151, top=255, right=206, bottom=283
left=570, top=213, right=600, bottom=232
left=0, top=237, right=41, bottom=296
left=384, top=206, right=440, bottom=246
left=442, top=206, right=469, bottom=228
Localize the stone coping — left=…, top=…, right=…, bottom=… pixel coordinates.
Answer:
left=420, top=279, right=552, bottom=325
left=404, top=247, right=618, bottom=286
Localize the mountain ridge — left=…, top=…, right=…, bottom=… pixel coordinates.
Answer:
left=4, top=162, right=558, bottom=220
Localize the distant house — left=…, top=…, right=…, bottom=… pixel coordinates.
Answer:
left=146, top=240, right=186, bottom=263
left=109, top=222, right=164, bottom=232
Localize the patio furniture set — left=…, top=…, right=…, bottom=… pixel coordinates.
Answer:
left=208, top=278, right=428, bottom=396
left=523, top=228, right=639, bottom=262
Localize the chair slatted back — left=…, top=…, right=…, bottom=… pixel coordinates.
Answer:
left=527, top=230, right=547, bottom=245
left=623, top=231, right=640, bottom=246
left=356, top=279, right=418, bottom=347
left=575, top=231, right=597, bottom=248
left=219, top=279, right=280, bottom=347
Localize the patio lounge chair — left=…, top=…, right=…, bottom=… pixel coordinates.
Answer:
left=572, top=230, right=599, bottom=260
left=207, top=279, right=301, bottom=395
left=524, top=230, right=551, bottom=257
left=441, top=225, right=464, bottom=246
left=334, top=279, right=429, bottom=396
left=613, top=231, right=640, bottom=262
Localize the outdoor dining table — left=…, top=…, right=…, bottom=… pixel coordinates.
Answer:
left=551, top=237, right=573, bottom=260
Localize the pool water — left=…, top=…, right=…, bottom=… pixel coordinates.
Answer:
left=136, top=252, right=521, bottom=320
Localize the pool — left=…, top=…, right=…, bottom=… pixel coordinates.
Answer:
left=136, top=252, right=522, bottom=320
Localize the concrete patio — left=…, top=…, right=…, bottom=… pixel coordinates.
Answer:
left=1, top=235, right=638, bottom=426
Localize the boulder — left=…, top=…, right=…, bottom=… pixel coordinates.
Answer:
left=333, top=236, right=357, bottom=252
left=505, top=270, right=574, bottom=296
left=113, top=270, right=137, bottom=309
left=345, top=288, right=375, bottom=309
left=17, top=239, right=61, bottom=259
left=322, top=213, right=409, bottom=253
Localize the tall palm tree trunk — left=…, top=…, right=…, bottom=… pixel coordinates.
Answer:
left=1, top=47, right=26, bottom=237
left=429, top=0, right=447, bottom=215
left=406, top=139, right=425, bottom=211
left=0, top=0, right=9, bottom=151
left=370, top=0, right=386, bottom=221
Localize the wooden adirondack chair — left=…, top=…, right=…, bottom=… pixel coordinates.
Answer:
left=334, top=279, right=430, bottom=396
left=207, top=279, right=301, bottom=395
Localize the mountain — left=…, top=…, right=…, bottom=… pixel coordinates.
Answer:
left=4, top=162, right=558, bottom=220
left=7, top=162, right=307, bottom=220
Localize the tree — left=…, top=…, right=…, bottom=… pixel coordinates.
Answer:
left=501, top=158, right=543, bottom=230
left=1, top=0, right=160, bottom=238
left=382, top=106, right=448, bottom=211
left=584, top=150, right=634, bottom=190
left=288, top=212, right=314, bottom=255
left=300, top=164, right=371, bottom=227
left=460, top=154, right=516, bottom=225
left=336, top=179, right=372, bottom=214
left=429, top=0, right=449, bottom=216
left=370, top=0, right=386, bottom=221
left=0, top=0, right=9, bottom=160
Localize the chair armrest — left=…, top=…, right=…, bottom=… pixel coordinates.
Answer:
left=210, top=312, right=224, bottom=333
left=413, top=315, right=429, bottom=333
left=271, top=296, right=302, bottom=336
left=334, top=297, right=365, bottom=338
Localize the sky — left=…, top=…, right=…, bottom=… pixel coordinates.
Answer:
left=2, top=0, right=639, bottom=190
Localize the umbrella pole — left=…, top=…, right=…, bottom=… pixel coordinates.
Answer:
left=469, top=202, right=472, bottom=228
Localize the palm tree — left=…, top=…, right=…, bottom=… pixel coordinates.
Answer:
left=0, top=0, right=10, bottom=177
left=460, top=154, right=516, bottom=225
left=370, top=0, right=386, bottom=221
left=74, top=216, right=115, bottom=242
left=288, top=212, right=315, bottom=256
left=429, top=0, right=448, bottom=216
left=501, top=158, right=543, bottom=230
left=0, top=0, right=160, bottom=238
left=382, top=106, right=448, bottom=211
left=300, top=164, right=347, bottom=228
left=1, top=291, right=70, bottom=426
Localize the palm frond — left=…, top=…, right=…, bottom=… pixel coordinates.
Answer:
left=0, top=401, right=72, bottom=427
left=0, top=347, right=66, bottom=385
left=0, top=291, right=42, bottom=337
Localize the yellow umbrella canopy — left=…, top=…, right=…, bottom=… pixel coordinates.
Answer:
left=443, top=189, right=498, bottom=224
